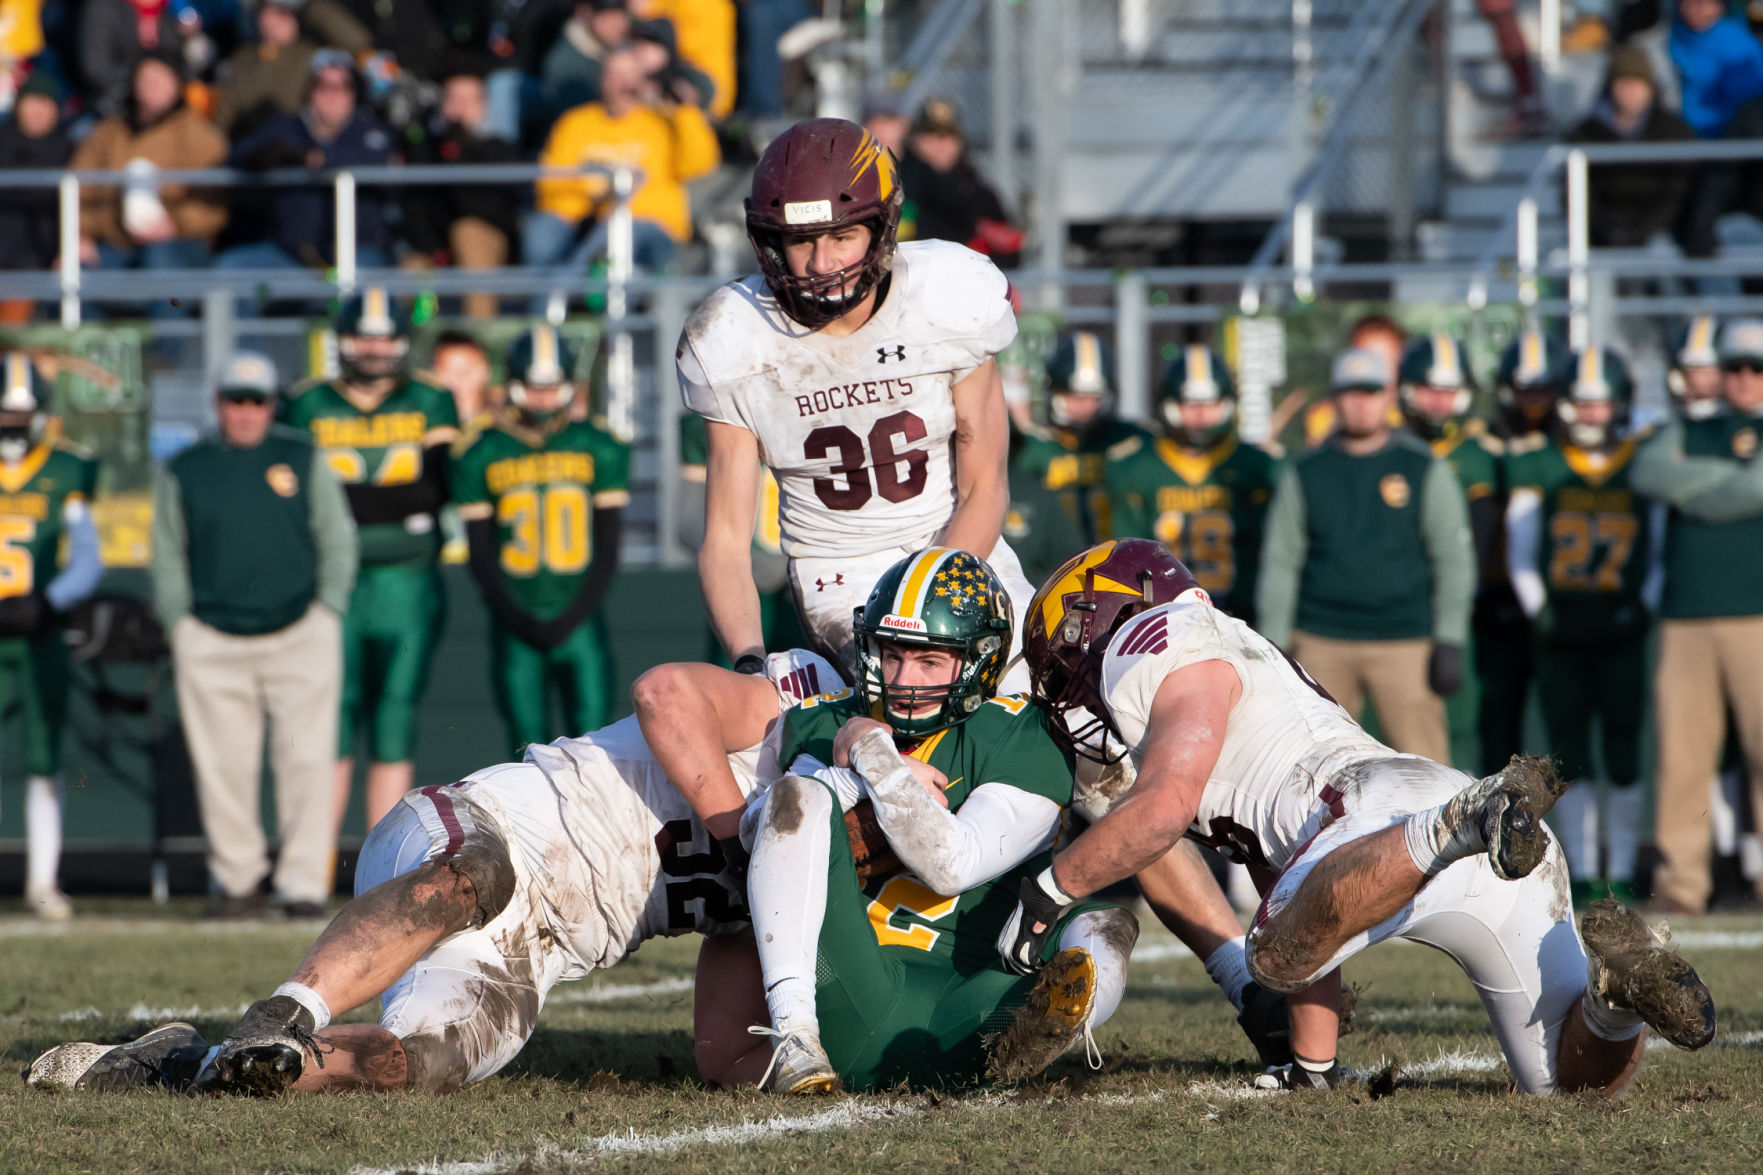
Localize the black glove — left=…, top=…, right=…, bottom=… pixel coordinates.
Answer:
left=0, top=590, right=50, bottom=639
left=997, top=867, right=1077, bottom=974
left=714, top=834, right=751, bottom=919
left=732, top=653, right=766, bottom=675
left=1427, top=641, right=1464, bottom=697
left=1236, top=981, right=1294, bottom=1068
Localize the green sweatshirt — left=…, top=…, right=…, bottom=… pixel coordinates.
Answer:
left=1257, top=430, right=1474, bottom=647
left=1631, top=413, right=1763, bottom=619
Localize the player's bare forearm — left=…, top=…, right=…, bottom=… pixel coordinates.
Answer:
left=700, top=420, right=767, bottom=660
left=632, top=661, right=779, bottom=840
left=940, top=358, right=1010, bottom=555
left=1051, top=661, right=1238, bottom=899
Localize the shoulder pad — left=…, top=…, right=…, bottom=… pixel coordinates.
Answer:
left=452, top=412, right=496, bottom=457
left=983, top=693, right=1031, bottom=715
left=1474, top=433, right=1507, bottom=456
left=795, top=687, right=855, bottom=711
left=1107, top=435, right=1145, bottom=461
left=1507, top=433, right=1549, bottom=456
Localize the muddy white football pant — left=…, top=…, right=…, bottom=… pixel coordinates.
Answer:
left=1248, top=755, right=1587, bottom=1095
left=788, top=537, right=1036, bottom=692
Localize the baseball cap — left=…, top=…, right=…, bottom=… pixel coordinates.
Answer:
left=1718, top=319, right=1763, bottom=369
left=1329, top=347, right=1393, bottom=394
left=912, top=98, right=962, bottom=136
left=217, top=352, right=278, bottom=400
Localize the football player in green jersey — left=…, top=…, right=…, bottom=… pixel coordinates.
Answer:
left=1108, top=345, right=1277, bottom=626
left=1668, top=315, right=1723, bottom=422
left=718, top=549, right=1136, bottom=1093
left=1506, top=345, right=1659, bottom=903
left=1012, top=331, right=1152, bottom=543
left=452, top=326, right=630, bottom=755
left=0, top=353, right=103, bottom=920
left=281, top=288, right=461, bottom=836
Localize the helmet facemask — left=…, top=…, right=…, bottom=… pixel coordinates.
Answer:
left=339, top=332, right=409, bottom=383
left=855, top=628, right=1003, bottom=739
left=0, top=414, right=42, bottom=464
left=749, top=213, right=897, bottom=331
left=1159, top=387, right=1236, bottom=449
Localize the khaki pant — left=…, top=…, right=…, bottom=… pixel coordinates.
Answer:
left=1292, top=631, right=1450, bottom=764
left=452, top=217, right=508, bottom=319
left=173, top=604, right=342, bottom=903
left=1652, top=616, right=1763, bottom=911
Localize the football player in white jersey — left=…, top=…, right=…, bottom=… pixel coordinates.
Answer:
left=677, top=117, right=1031, bottom=682
left=30, top=652, right=837, bottom=1096
left=998, top=539, right=1717, bottom=1096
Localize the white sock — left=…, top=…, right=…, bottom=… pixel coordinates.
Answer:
left=272, top=981, right=333, bottom=1031
left=1059, top=909, right=1137, bottom=1029
left=1605, top=785, right=1643, bottom=883
left=1580, top=985, right=1645, bottom=1042
left=1203, top=937, right=1254, bottom=1012
left=1403, top=796, right=1488, bottom=877
left=1550, top=781, right=1599, bottom=880
left=1710, top=770, right=1740, bottom=855
left=751, top=777, right=833, bottom=1038
left=25, top=774, right=63, bottom=894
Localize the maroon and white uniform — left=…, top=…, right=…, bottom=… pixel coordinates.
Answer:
left=677, top=239, right=1034, bottom=676
left=1097, top=594, right=1587, bottom=1095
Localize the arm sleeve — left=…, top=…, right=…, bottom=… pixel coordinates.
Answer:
left=1467, top=491, right=1504, bottom=583
left=46, top=500, right=103, bottom=612
left=1673, top=457, right=1763, bottom=523
left=1255, top=463, right=1307, bottom=649
left=537, top=506, right=623, bottom=644
left=1629, top=420, right=1763, bottom=518
left=149, top=468, right=191, bottom=630
left=344, top=442, right=450, bottom=525
left=308, top=447, right=359, bottom=615
left=1421, top=456, right=1475, bottom=644
left=1504, top=487, right=1547, bottom=619
left=465, top=517, right=548, bottom=641
left=848, top=730, right=1062, bottom=896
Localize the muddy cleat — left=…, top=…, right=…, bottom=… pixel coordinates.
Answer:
left=1582, top=899, right=1717, bottom=1051
left=987, top=947, right=1099, bottom=1082
left=749, top=1025, right=842, bottom=1095
left=75, top=1022, right=209, bottom=1093
left=195, top=996, right=325, bottom=1097
left=26, top=1042, right=113, bottom=1089
left=1444, top=755, right=1565, bottom=881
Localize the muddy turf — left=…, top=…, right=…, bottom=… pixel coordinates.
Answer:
left=3, top=900, right=1761, bottom=1174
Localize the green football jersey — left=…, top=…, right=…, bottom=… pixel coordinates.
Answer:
left=1507, top=435, right=1656, bottom=643
left=1431, top=422, right=1502, bottom=505
left=1105, top=434, right=1277, bottom=620
left=281, top=376, right=460, bottom=565
left=678, top=411, right=783, bottom=557
left=1004, top=458, right=1086, bottom=585
left=0, top=441, right=97, bottom=602
left=777, top=689, right=1074, bottom=972
left=1014, top=419, right=1152, bottom=543
left=451, top=411, right=631, bottom=619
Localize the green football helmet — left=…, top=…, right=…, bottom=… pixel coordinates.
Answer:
left=1668, top=315, right=1722, bottom=420
left=1044, top=331, right=1115, bottom=430
left=1494, top=328, right=1571, bottom=435
left=0, top=351, right=49, bottom=464
left=334, top=286, right=412, bottom=383
left=1156, top=344, right=1237, bottom=448
left=853, top=547, right=1014, bottom=738
left=504, top=325, right=578, bottom=422
left=1397, top=332, right=1475, bottom=441
left=1557, top=345, right=1634, bottom=450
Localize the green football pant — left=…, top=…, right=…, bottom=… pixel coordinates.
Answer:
left=811, top=780, right=1108, bottom=1091
left=0, top=633, right=71, bottom=776
left=1535, top=635, right=1647, bottom=786
left=1473, top=615, right=1534, bottom=776
left=339, top=562, right=446, bottom=763
left=489, top=611, right=614, bottom=757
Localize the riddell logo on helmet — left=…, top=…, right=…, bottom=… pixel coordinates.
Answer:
left=879, top=614, right=928, bottom=633
left=784, top=200, right=834, bottom=225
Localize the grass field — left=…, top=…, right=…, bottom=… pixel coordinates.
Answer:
left=3, top=900, right=1762, bottom=1174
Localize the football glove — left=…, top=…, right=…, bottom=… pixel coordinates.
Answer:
left=1427, top=642, right=1464, bottom=697
left=998, top=866, right=1077, bottom=975
left=1236, top=981, right=1295, bottom=1067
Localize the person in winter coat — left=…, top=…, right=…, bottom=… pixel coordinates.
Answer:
left=0, top=72, right=72, bottom=323
left=1567, top=45, right=1697, bottom=246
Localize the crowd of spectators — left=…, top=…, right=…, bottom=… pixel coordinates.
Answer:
left=0, top=0, right=869, bottom=319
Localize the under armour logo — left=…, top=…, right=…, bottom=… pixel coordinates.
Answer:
left=877, top=345, right=905, bottom=364
left=815, top=574, right=845, bottom=592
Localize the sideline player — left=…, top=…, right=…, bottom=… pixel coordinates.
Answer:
left=452, top=326, right=629, bottom=754
left=283, top=288, right=460, bottom=835
left=29, top=651, right=838, bottom=1095
left=677, top=117, right=1027, bottom=680
left=999, top=539, right=1716, bottom=1094
left=0, top=353, right=103, bottom=919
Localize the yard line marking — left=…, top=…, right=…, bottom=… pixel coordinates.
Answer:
left=546, top=977, right=695, bottom=1006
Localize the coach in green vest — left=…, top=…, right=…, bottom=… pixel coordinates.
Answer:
left=1258, top=346, right=1475, bottom=764
left=1632, top=318, right=1763, bottom=915
left=151, top=352, right=358, bottom=919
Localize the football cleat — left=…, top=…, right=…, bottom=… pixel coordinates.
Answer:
left=1252, top=1058, right=1348, bottom=1091
left=75, top=1022, right=209, bottom=1092
left=987, top=947, right=1099, bottom=1082
left=1581, top=899, right=1717, bottom=1051
left=1442, top=755, right=1566, bottom=881
left=195, top=995, right=326, bottom=1097
left=26, top=1041, right=113, bottom=1089
left=749, top=1025, right=842, bottom=1095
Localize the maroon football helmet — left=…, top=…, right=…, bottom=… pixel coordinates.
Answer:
left=1023, top=539, right=1204, bottom=757
left=745, top=118, right=904, bottom=330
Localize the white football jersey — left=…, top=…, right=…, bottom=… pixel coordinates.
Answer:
left=1100, top=598, right=1391, bottom=870
left=677, top=239, right=1017, bottom=559
left=451, top=650, right=836, bottom=976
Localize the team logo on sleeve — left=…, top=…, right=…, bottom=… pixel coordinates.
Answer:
left=1735, top=428, right=1758, bottom=459
left=1116, top=613, right=1168, bottom=657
